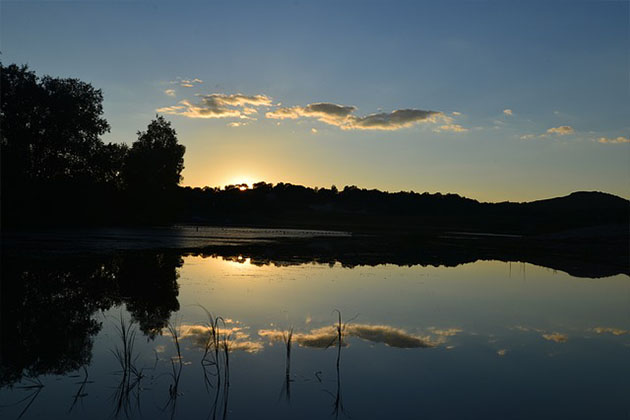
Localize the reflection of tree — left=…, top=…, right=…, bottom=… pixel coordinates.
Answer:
left=0, top=252, right=182, bottom=387
left=116, top=253, right=182, bottom=338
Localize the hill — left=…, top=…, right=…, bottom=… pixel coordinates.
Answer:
left=176, top=184, right=629, bottom=236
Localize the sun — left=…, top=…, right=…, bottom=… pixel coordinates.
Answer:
left=224, top=175, right=257, bottom=190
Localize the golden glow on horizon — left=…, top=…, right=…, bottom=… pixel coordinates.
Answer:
left=223, top=174, right=259, bottom=190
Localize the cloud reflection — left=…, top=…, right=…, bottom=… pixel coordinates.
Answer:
left=177, top=324, right=264, bottom=353
left=260, top=324, right=440, bottom=349
left=542, top=332, right=568, bottom=343
left=591, top=327, right=628, bottom=336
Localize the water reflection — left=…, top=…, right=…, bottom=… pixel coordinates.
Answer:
left=259, top=324, right=439, bottom=349
left=1, top=252, right=181, bottom=388
left=190, top=233, right=629, bottom=278
left=1, top=248, right=628, bottom=419
left=110, top=319, right=144, bottom=418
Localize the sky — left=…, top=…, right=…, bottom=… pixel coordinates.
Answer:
left=1, top=0, right=628, bottom=202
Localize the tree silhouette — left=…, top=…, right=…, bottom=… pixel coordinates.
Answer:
left=1, top=63, right=190, bottom=226
left=123, top=116, right=186, bottom=222
left=124, top=116, right=184, bottom=192
left=0, top=63, right=110, bottom=183
left=0, top=63, right=118, bottom=225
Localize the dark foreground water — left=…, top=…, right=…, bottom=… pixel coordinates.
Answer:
left=1, top=243, right=629, bottom=419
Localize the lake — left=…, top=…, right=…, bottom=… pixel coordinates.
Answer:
left=1, top=231, right=629, bottom=419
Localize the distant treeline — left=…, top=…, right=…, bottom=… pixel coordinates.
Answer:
left=178, top=183, right=629, bottom=235
left=1, top=63, right=628, bottom=234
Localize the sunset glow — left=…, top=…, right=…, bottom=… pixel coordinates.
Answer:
left=2, top=2, right=629, bottom=419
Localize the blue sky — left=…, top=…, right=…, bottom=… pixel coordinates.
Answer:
left=2, top=0, right=628, bottom=201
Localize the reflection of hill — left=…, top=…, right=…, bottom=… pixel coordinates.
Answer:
left=189, top=232, right=629, bottom=279
left=1, top=231, right=626, bottom=386
left=0, top=252, right=181, bottom=387
left=3, top=225, right=627, bottom=279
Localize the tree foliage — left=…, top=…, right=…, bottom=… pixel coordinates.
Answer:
left=1, top=63, right=110, bottom=183
left=0, top=63, right=185, bottom=226
left=123, top=116, right=185, bottom=193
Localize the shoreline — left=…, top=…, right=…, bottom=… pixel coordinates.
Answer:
left=2, top=225, right=628, bottom=279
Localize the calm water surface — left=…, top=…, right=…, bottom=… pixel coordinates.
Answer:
left=1, top=252, right=629, bottom=419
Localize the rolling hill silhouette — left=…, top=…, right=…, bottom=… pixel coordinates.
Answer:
left=178, top=185, right=629, bottom=237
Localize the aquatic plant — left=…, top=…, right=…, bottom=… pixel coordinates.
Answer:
left=110, top=317, right=144, bottom=418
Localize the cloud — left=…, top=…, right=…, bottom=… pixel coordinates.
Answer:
left=171, top=77, right=203, bottom=88
left=546, top=125, right=574, bottom=136
left=348, top=109, right=443, bottom=131
left=433, top=124, right=468, bottom=133
left=266, top=102, right=356, bottom=126
left=157, top=93, right=272, bottom=119
left=542, top=332, right=568, bottom=343
left=311, top=128, right=318, bottom=134
left=164, top=89, right=176, bottom=97
left=209, top=93, right=272, bottom=108
left=597, top=136, right=630, bottom=144
left=497, top=349, right=508, bottom=356
left=451, top=111, right=462, bottom=116
left=160, top=94, right=458, bottom=132
left=266, top=102, right=443, bottom=131
left=520, top=125, right=576, bottom=139
left=503, top=109, right=513, bottom=116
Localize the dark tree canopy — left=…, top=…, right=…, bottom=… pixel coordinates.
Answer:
left=1, top=63, right=111, bottom=183
left=123, top=116, right=185, bottom=193
left=1, top=63, right=185, bottom=226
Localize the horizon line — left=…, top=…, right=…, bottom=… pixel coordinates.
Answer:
left=180, top=181, right=629, bottom=205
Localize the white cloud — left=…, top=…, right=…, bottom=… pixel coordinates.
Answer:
left=157, top=93, right=272, bottom=119
left=520, top=134, right=536, bottom=140
left=266, top=102, right=444, bottom=131
left=546, top=125, right=574, bottom=136
left=503, top=109, right=513, bottom=116
left=160, top=94, right=465, bottom=133
left=348, top=109, right=443, bottom=131
left=171, top=77, right=203, bottom=88
left=597, top=136, right=630, bottom=144
left=164, top=89, right=176, bottom=97
left=266, top=102, right=356, bottom=126
left=433, top=124, right=468, bottom=133
left=311, top=128, right=318, bottom=134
